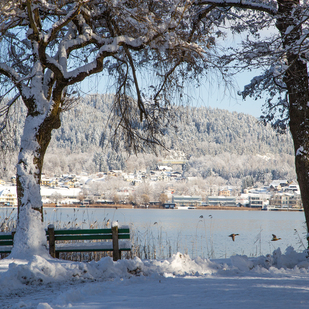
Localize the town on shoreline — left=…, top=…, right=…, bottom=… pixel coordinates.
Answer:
left=0, top=166, right=303, bottom=212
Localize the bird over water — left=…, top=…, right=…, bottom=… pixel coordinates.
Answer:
left=271, top=234, right=281, bottom=241
left=229, top=233, right=239, bottom=241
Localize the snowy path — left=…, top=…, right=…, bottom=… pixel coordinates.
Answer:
left=1, top=248, right=309, bottom=308
left=3, top=274, right=309, bottom=309
left=48, top=275, right=309, bottom=309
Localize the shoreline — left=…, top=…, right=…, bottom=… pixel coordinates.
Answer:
left=40, top=204, right=303, bottom=211
left=0, top=204, right=303, bottom=212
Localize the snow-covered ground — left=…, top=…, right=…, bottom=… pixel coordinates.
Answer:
left=1, top=247, right=309, bottom=309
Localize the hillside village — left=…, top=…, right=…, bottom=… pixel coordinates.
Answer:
left=0, top=95, right=296, bottom=189
left=0, top=96, right=301, bottom=211
left=0, top=164, right=302, bottom=211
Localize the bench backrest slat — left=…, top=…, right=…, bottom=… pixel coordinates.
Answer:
left=0, top=234, right=14, bottom=248
left=0, top=234, right=13, bottom=240
left=45, top=228, right=130, bottom=242
left=0, top=240, right=13, bottom=246
left=54, top=235, right=112, bottom=241
left=45, top=228, right=130, bottom=235
left=50, top=234, right=131, bottom=241
left=118, top=228, right=130, bottom=234
left=54, top=228, right=112, bottom=235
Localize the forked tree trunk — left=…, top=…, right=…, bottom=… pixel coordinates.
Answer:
left=10, top=99, right=61, bottom=258
left=276, top=0, right=309, bottom=246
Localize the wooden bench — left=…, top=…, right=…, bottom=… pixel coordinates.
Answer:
left=47, top=225, right=131, bottom=261
left=0, top=225, right=131, bottom=261
left=0, top=231, right=14, bottom=255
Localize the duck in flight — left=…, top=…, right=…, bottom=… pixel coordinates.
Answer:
left=229, top=233, right=239, bottom=241
left=271, top=234, right=281, bottom=241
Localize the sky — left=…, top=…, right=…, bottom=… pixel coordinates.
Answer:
left=1, top=247, right=309, bottom=308
left=80, top=69, right=265, bottom=119
left=78, top=21, right=270, bottom=120
left=183, top=71, right=265, bottom=118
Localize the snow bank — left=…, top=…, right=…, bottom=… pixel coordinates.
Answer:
left=0, top=247, right=308, bottom=296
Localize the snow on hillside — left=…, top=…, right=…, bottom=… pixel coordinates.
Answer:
left=1, top=247, right=309, bottom=308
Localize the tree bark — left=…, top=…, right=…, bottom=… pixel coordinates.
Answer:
left=276, top=0, right=309, bottom=245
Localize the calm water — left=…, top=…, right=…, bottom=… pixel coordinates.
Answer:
left=1, top=207, right=306, bottom=259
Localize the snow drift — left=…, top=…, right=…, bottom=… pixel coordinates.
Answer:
left=1, top=246, right=308, bottom=295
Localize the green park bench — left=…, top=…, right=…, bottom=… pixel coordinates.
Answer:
left=0, top=225, right=131, bottom=261
left=0, top=232, right=14, bottom=254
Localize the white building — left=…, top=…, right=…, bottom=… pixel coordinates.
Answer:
left=0, top=186, right=17, bottom=206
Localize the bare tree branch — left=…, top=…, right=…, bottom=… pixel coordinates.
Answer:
left=196, top=0, right=277, bottom=15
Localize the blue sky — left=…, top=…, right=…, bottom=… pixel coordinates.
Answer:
left=182, top=70, right=265, bottom=118
left=80, top=69, right=265, bottom=119
left=79, top=25, right=268, bottom=119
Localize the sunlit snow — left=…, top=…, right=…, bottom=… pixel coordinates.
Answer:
left=1, top=247, right=309, bottom=308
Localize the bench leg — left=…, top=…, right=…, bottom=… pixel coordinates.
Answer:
left=112, top=226, right=120, bottom=261
left=48, top=225, right=56, bottom=258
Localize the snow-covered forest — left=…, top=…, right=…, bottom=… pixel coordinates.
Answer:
left=0, top=94, right=295, bottom=188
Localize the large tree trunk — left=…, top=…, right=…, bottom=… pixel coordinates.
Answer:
left=10, top=99, right=61, bottom=258
left=276, top=0, right=309, bottom=246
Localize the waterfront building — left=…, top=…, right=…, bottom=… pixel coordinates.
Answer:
left=269, top=193, right=303, bottom=209
left=248, top=195, right=264, bottom=208
left=0, top=186, right=17, bottom=206
left=206, top=196, right=237, bottom=207
left=172, top=195, right=202, bottom=208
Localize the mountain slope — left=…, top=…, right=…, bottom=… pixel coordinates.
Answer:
left=0, top=94, right=295, bottom=185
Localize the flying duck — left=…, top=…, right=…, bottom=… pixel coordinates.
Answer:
left=229, top=233, right=239, bottom=241
left=271, top=234, right=281, bottom=241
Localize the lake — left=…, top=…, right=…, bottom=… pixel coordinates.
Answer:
left=0, top=207, right=306, bottom=259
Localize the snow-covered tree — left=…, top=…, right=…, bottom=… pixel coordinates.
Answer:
left=194, top=0, right=309, bottom=245
left=0, top=0, right=213, bottom=257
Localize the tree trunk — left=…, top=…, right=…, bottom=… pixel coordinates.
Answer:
left=276, top=0, right=309, bottom=246
left=10, top=99, right=61, bottom=258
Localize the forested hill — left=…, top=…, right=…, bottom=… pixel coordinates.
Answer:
left=50, top=94, right=293, bottom=157
left=1, top=94, right=295, bottom=184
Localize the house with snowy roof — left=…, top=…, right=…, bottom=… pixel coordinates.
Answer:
left=269, top=180, right=289, bottom=191
left=0, top=186, right=17, bottom=206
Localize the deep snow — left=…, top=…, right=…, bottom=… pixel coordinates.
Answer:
left=1, top=246, right=309, bottom=309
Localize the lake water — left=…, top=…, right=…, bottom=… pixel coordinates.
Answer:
left=1, top=207, right=307, bottom=259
